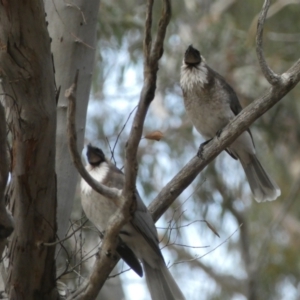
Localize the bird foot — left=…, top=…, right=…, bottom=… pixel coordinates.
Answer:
left=197, top=139, right=212, bottom=159
left=216, top=128, right=223, bottom=138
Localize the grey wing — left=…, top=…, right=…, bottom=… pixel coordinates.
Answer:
left=103, top=164, right=161, bottom=271
left=131, top=191, right=163, bottom=259
left=117, top=239, right=143, bottom=277
left=227, top=90, right=255, bottom=150
left=228, top=89, right=243, bottom=116
left=105, top=162, right=162, bottom=258
left=226, top=90, right=245, bottom=159
left=211, top=68, right=256, bottom=156
left=209, top=66, right=243, bottom=115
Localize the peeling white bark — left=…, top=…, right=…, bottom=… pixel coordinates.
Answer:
left=45, top=0, right=100, bottom=241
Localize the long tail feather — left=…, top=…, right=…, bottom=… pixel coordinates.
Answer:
left=240, top=154, right=281, bottom=202
left=143, top=260, right=185, bottom=300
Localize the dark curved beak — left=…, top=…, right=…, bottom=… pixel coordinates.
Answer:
left=184, top=45, right=201, bottom=65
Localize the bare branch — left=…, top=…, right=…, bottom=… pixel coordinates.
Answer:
left=248, top=0, right=298, bottom=41
left=144, top=0, right=153, bottom=64
left=168, top=240, right=247, bottom=296
left=66, top=71, right=121, bottom=203
left=123, top=0, right=171, bottom=228
left=41, top=220, right=88, bottom=247
left=66, top=209, right=123, bottom=300
left=256, top=0, right=281, bottom=85
left=68, top=2, right=172, bottom=298
left=171, top=225, right=242, bottom=266
left=150, top=0, right=171, bottom=63
left=149, top=60, right=300, bottom=222
left=111, top=105, right=137, bottom=160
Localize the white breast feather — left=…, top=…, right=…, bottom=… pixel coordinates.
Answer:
left=81, top=162, right=109, bottom=195
left=180, top=59, right=208, bottom=91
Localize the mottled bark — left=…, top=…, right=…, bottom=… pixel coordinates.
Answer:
left=0, top=102, right=14, bottom=257
left=0, top=1, right=57, bottom=299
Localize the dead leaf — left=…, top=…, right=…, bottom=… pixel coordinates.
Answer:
left=144, top=130, right=163, bottom=141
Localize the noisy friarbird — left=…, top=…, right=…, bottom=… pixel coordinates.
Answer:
left=180, top=45, right=280, bottom=202
left=81, top=144, right=185, bottom=300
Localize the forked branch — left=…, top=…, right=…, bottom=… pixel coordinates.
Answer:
left=123, top=0, right=171, bottom=204
left=67, top=1, right=172, bottom=299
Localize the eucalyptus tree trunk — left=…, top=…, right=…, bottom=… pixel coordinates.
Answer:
left=0, top=1, right=57, bottom=299
left=0, top=102, right=14, bottom=257
left=45, top=3, right=125, bottom=299
left=45, top=0, right=100, bottom=242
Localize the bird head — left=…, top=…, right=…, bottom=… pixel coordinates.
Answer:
left=184, top=45, right=201, bottom=66
left=86, top=144, right=106, bottom=166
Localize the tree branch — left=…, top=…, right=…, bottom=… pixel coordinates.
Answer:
left=66, top=71, right=121, bottom=203
left=150, top=0, right=171, bottom=63
left=0, top=101, right=14, bottom=256
left=248, top=0, right=298, bottom=43
left=256, top=0, right=281, bottom=85
left=144, top=0, right=153, bottom=65
left=123, top=0, right=171, bottom=208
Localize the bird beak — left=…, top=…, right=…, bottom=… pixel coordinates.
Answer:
left=184, top=45, right=201, bottom=65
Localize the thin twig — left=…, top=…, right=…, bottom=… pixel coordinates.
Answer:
left=170, top=224, right=242, bottom=268
left=42, top=220, right=88, bottom=247
left=111, top=105, right=138, bottom=160
left=105, top=136, right=116, bottom=165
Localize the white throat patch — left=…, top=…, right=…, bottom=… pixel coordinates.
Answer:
left=81, top=162, right=109, bottom=195
left=180, top=58, right=208, bottom=91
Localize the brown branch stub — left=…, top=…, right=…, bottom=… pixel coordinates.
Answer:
left=256, top=0, right=281, bottom=85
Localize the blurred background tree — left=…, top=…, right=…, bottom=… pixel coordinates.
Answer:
left=61, top=0, right=300, bottom=299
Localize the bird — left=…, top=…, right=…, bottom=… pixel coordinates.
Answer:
left=80, top=144, right=185, bottom=300
left=180, top=45, right=281, bottom=202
